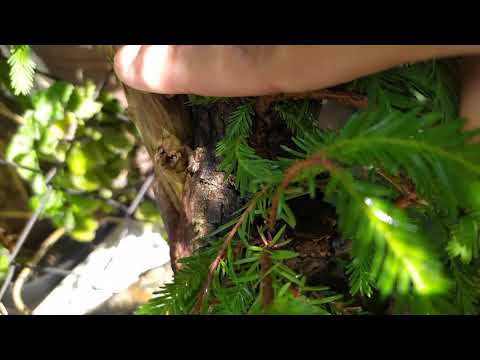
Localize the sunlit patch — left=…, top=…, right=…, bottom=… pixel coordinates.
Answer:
left=32, top=222, right=170, bottom=315
left=361, top=196, right=450, bottom=296
left=372, top=208, right=394, bottom=225
left=364, top=197, right=394, bottom=225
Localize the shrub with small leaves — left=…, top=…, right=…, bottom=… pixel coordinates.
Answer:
left=6, top=79, right=143, bottom=242
left=0, top=245, right=9, bottom=280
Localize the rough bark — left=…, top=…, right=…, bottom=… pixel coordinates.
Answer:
left=119, top=85, right=241, bottom=271
left=101, top=47, right=357, bottom=279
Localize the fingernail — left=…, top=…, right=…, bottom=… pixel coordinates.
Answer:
left=113, top=45, right=142, bottom=83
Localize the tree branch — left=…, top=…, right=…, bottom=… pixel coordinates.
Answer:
left=191, top=191, right=264, bottom=314
left=261, top=250, right=273, bottom=310
left=256, top=89, right=368, bottom=114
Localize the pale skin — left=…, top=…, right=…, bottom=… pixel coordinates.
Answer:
left=113, top=45, right=480, bottom=129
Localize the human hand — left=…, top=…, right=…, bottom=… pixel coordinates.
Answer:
left=113, top=45, right=480, bottom=129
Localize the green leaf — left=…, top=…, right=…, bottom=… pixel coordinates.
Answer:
left=32, top=92, right=54, bottom=125
left=29, top=190, right=65, bottom=218
left=31, top=173, right=47, bottom=195
left=234, top=257, right=260, bottom=266
left=0, top=246, right=9, bottom=275
left=6, top=116, right=39, bottom=163
left=447, top=215, right=479, bottom=264
left=273, top=267, right=303, bottom=286
left=308, top=294, right=344, bottom=305
left=100, top=126, right=135, bottom=155
left=84, top=140, right=109, bottom=167
left=13, top=151, right=40, bottom=181
left=270, top=250, right=298, bottom=261
left=70, top=217, right=98, bottom=242
left=67, top=194, right=102, bottom=215
left=69, top=173, right=101, bottom=192
left=76, top=100, right=102, bottom=120
left=99, top=188, right=113, bottom=199
left=98, top=91, right=123, bottom=113
left=38, top=128, right=61, bottom=157
left=63, top=208, right=76, bottom=232
left=346, top=254, right=375, bottom=297
left=279, top=202, right=296, bottom=229
left=67, top=142, right=88, bottom=176
left=50, top=112, right=78, bottom=141
left=67, top=82, right=102, bottom=120
left=81, top=126, right=103, bottom=141
left=46, top=81, right=75, bottom=105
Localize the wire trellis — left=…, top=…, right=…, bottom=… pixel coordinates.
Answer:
left=0, top=67, right=158, bottom=314
left=0, top=156, right=156, bottom=313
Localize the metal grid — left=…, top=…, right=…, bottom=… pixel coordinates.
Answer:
left=0, top=68, right=156, bottom=315
left=0, top=155, right=155, bottom=314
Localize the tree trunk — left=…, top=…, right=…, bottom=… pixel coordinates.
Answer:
left=100, top=47, right=353, bottom=281
left=114, top=77, right=242, bottom=271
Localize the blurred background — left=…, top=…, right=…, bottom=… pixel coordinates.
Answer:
left=0, top=45, right=173, bottom=315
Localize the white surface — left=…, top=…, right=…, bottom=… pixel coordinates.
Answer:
left=33, top=221, right=170, bottom=315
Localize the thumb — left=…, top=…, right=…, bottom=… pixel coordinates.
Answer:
left=459, top=57, right=480, bottom=131
left=113, top=45, right=279, bottom=96
left=113, top=45, right=180, bottom=94
left=114, top=45, right=480, bottom=98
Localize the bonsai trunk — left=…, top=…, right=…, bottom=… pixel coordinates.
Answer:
left=101, top=47, right=354, bottom=280
left=121, top=88, right=241, bottom=271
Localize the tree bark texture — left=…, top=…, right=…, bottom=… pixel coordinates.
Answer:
left=100, top=47, right=354, bottom=281
left=121, top=87, right=242, bottom=271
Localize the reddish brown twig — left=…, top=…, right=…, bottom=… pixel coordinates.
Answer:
left=376, top=169, right=406, bottom=194
left=376, top=169, right=420, bottom=209
left=268, top=152, right=335, bottom=230
left=261, top=250, right=273, bottom=310
left=256, top=89, right=368, bottom=114
left=395, top=192, right=419, bottom=209
left=289, top=286, right=301, bottom=298
left=190, top=191, right=264, bottom=314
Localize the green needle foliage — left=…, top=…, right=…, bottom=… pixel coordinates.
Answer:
left=7, top=45, right=36, bottom=96
left=216, top=102, right=282, bottom=195
left=137, top=243, right=214, bottom=315
left=140, top=59, right=480, bottom=315
left=447, top=213, right=480, bottom=264
left=347, top=60, right=459, bottom=121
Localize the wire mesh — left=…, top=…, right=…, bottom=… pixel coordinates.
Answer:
left=0, top=68, right=158, bottom=314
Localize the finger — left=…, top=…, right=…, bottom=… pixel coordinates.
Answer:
left=459, top=57, right=480, bottom=131
left=114, top=45, right=480, bottom=97
left=114, top=45, right=175, bottom=93
left=114, top=45, right=278, bottom=96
